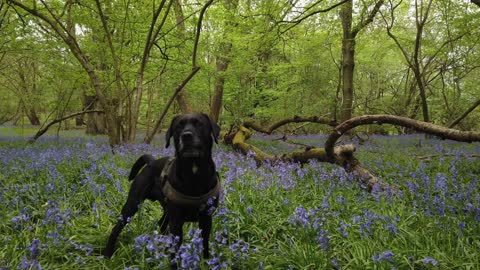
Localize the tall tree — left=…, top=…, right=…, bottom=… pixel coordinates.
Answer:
left=6, top=0, right=199, bottom=144
left=172, top=0, right=193, bottom=114
left=210, top=0, right=238, bottom=123
left=382, top=0, right=472, bottom=123
left=339, top=0, right=385, bottom=123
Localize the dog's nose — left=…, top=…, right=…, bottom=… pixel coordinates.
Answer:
left=181, top=131, right=194, bottom=142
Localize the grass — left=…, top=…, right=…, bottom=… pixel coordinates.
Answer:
left=0, top=126, right=479, bottom=269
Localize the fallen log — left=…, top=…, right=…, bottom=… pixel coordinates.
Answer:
left=229, top=114, right=480, bottom=192
left=231, top=125, right=389, bottom=191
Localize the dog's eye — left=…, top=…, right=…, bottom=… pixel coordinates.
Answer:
left=176, top=122, right=185, bottom=130
left=191, top=118, right=202, bottom=127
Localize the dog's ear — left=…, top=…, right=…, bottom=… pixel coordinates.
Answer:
left=165, top=116, right=177, bottom=148
left=203, top=113, right=220, bottom=144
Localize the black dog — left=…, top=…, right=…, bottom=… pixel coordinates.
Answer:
left=103, top=113, right=221, bottom=266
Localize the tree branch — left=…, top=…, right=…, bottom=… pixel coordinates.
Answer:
left=143, top=66, right=201, bottom=144
left=448, top=99, right=480, bottom=128
left=192, top=0, right=214, bottom=68
left=29, top=110, right=104, bottom=142
left=279, top=0, right=349, bottom=35
left=325, top=115, right=480, bottom=160
left=143, top=0, right=213, bottom=144
left=243, top=115, right=337, bottom=134
left=351, top=0, right=385, bottom=37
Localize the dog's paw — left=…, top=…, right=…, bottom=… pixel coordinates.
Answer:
left=101, top=249, right=114, bottom=259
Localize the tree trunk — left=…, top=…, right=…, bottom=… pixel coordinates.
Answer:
left=211, top=50, right=230, bottom=122
left=210, top=0, right=238, bottom=122
left=84, top=95, right=106, bottom=135
left=173, top=0, right=192, bottom=113
left=26, top=107, right=40, bottom=125
left=412, top=0, right=433, bottom=122
left=339, top=0, right=384, bottom=122
left=340, top=37, right=355, bottom=123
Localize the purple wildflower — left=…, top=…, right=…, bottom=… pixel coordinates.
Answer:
left=12, top=213, right=30, bottom=230
left=337, top=222, right=350, bottom=238
left=316, top=230, right=330, bottom=252
left=331, top=257, right=340, bottom=269
left=207, top=256, right=227, bottom=270
left=28, top=239, right=42, bottom=259
left=372, top=250, right=395, bottom=264
left=421, top=257, right=439, bottom=267
left=17, top=256, right=42, bottom=270
left=17, top=239, right=43, bottom=270
left=289, top=205, right=326, bottom=231
left=321, top=196, right=330, bottom=210
left=385, top=223, right=398, bottom=235
left=214, top=229, right=229, bottom=247
left=336, top=196, right=346, bottom=205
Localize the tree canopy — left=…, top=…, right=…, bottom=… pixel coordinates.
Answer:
left=1, top=0, right=479, bottom=144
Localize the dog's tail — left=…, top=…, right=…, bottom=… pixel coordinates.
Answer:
left=128, top=154, right=156, bottom=181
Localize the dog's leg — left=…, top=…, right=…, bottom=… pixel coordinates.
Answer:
left=103, top=198, right=142, bottom=258
left=168, top=217, right=185, bottom=269
left=158, top=212, right=169, bottom=234
left=199, top=215, right=213, bottom=258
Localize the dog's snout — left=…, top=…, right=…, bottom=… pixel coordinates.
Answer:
left=181, top=131, right=194, bottom=141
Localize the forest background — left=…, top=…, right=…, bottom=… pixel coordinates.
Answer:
left=0, top=0, right=479, bottom=145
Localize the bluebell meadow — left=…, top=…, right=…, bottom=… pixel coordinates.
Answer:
left=0, top=132, right=479, bottom=269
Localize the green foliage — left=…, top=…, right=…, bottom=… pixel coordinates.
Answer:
left=1, top=131, right=479, bottom=269
left=1, top=0, right=479, bottom=131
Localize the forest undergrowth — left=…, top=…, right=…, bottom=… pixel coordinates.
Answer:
left=1, top=129, right=479, bottom=269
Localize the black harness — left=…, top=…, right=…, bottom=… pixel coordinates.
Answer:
left=159, top=158, right=221, bottom=210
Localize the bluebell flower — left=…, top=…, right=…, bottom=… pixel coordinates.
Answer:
left=214, top=229, right=228, bottom=246
left=321, top=196, right=330, bottom=210
left=336, top=196, right=346, bottom=205
left=17, top=256, right=42, bottom=270
left=385, top=223, right=398, bottom=235
left=337, top=222, right=350, bottom=238
left=28, top=239, right=42, bottom=259
left=12, top=213, right=30, bottom=230
left=372, top=250, right=395, bottom=264
left=421, top=257, right=438, bottom=266
left=229, top=239, right=253, bottom=261
left=207, top=256, right=227, bottom=270
left=316, top=230, right=330, bottom=252
left=207, top=196, right=217, bottom=215
left=331, top=257, right=340, bottom=269
left=288, top=205, right=310, bottom=228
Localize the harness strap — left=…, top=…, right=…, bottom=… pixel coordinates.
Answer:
left=161, top=158, right=221, bottom=208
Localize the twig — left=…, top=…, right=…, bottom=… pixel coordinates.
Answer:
left=29, top=110, right=104, bottom=142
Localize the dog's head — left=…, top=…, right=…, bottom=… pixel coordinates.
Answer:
left=165, top=113, right=220, bottom=158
